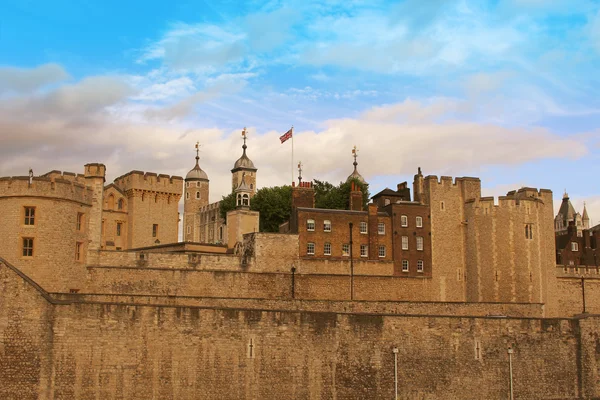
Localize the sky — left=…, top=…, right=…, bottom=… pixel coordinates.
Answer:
left=1, top=0, right=599, bottom=224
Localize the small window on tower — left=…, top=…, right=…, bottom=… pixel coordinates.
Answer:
left=24, top=207, right=35, bottom=225
left=153, top=224, right=158, bottom=238
left=118, top=199, right=124, bottom=210
left=196, top=191, right=200, bottom=199
left=186, top=192, right=190, bottom=200
left=250, top=184, right=254, bottom=190
left=196, top=182, right=200, bottom=187
left=22, top=237, right=34, bottom=257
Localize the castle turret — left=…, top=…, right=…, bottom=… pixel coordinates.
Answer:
left=84, top=163, right=106, bottom=257
left=583, top=202, right=590, bottom=230
left=347, top=145, right=366, bottom=184
left=231, top=128, right=257, bottom=196
left=184, top=142, right=209, bottom=242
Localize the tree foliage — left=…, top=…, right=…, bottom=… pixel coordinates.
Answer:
left=250, top=185, right=292, bottom=232
left=314, top=178, right=370, bottom=210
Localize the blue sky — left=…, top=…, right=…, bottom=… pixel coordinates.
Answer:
left=1, top=0, right=599, bottom=222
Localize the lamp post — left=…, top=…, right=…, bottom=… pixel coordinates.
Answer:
left=508, top=347, right=514, bottom=400
left=393, top=347, right=399, bottom=400
left=349, top=222, right=354, bottom=300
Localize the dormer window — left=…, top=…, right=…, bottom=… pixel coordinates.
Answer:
left=571, top=242, right=579, bottom=251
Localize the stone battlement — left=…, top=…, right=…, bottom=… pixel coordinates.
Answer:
left=0, top=176, right=94, bottom=204
left=41, top=170, right=87, bottom=184
left=113, top=170, right=183, bottom=195
left=424, top=175, right=481, bottom=186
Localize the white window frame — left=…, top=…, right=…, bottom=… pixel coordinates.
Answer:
left=195, top=191, right=200, bottom=199
left=378, top=222, right=385, bottom=235
left=378, top=245, right=386, bottom=258
left=571, top=242, right=579, bottom=251
left=416, top=216, right=423, bottom=228
left=342, top=244, right=350, bottom=256
left=324, top=242, right=331, bottom=256
left=401, top=215, right=408, bottom=227
left=360, top=244, right=368, bottom=257
left=416, top=236, right=423, bottom=251
left=307, top=219, right=315, bottom=231
left=417, top=260, right=424, bottom=273
left=307, top=242, right=315, bottom=255
left=360, top=221, right=368, bottom=234
left=402, top=259, right=409, bottom=272
left=324, top=220, right=331, bottom=232
left=402, top=236, right=408, bottom=250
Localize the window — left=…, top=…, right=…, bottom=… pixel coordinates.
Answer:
left=154, top=195, right=158, bottom=203
left=417, top=260, right=424, bottom=273
left=219, top=226, right=223, bottom=241
left=195, top=191, right=200, bottom=199
left=324, top=220, right=331, bottom=232
left=75, top=242, right=83, bottom=261
left=22, top=238, right=34, bottom=257
left=342, top=244, right=350, bottom=256
left=307, top=242, right=315, bottom=255
left=360, top=244, right=368, bottom=257
left=402, top=259, right=409, bottom=272
left=186, top=182, right=190, bottom=188
left=77, top=213, right=84, bottom=231
left=416, top=236, right=423, bottom=251
left=378, top=245, right=386, bottom=258
left=196, top=182, right=200, bottom=187
left=402, top=236, right=408, bottom=250
left=24, top=207, right=35, bottom=225
left=324, top=242, right=331, bottom=256
left=571, top=242, right=579, bottom=251
left=186, top=226, right=191, bottom=234
left=118, top=199, right=124, bottom=210
left=306, top=219, right=315, bottom=231
left=401, top=215, right=408, bottom=227
left=378, top=222, right=385, bottom=235
left=441, top=201, right=445, bottom=210
left=116, top=223, right=122, bottom=236
left=525, top=224, right=533, bottom=240
left=186, top=192, right=190, bottom=200
left=416, top=216, right=423, bottom=228
left=360, top=221, right=367, bottom=234
left=153, top=224, right=158, bottom=238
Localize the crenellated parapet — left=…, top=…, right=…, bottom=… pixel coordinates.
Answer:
left=113, top=171, right=183, bottom=197
left=0, top=176, right=93, bottom=205
left=41, top=170, right=87, bottom=185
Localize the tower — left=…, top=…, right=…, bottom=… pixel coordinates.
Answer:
left=347, top=145, right=366, bottom=184
left=583, top=202, right=590, bottom=230
left=231, top=128, right=257, bottom=196
left=183, top=142, right=209, bottom=242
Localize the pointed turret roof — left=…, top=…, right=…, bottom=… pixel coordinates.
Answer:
left=186, top=142, right=209, bottom=181
left=583, top=202, right=590, bottom=221
left=346, top=145, right=366, bottom=184
left=235, top=172, right=251, bottom=192
left=232, top=128, right=257, bottom=172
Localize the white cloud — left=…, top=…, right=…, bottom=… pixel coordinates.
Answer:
left=0, top=64, right=70, bottom=94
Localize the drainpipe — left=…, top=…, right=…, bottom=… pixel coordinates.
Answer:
left=508, top=347, right=514, bottom=400
left=393, top=347, right=399, bottom=400
left=349, top=222, right=354, bottom=300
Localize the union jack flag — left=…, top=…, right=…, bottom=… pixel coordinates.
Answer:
left=280, top=128, right=293, bottom=144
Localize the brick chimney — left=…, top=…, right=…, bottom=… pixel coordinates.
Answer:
left=292, top=181, right=315, bottom=209
left=349, top=181, right=363, bottom=211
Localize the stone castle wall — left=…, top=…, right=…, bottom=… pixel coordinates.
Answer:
left=2, top=259, right=599, bottom=400
left=0, top=176, right=92, bottom=291
left=463, top=190, right=554, bottom=304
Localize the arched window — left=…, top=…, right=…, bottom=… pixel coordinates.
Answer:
left=108, top=194, right=115, bottom=209
left=242, top=194, right=249, bottom=206
left=237, top=193, right=242, bottom=206
left=196, top=191, right=200, bottom=199
left=250, top=184, right=254, bottom=189
left=117, top=198, right=124, bottom=210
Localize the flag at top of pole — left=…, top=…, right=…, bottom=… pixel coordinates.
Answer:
left=280, top=127, right=293, bottom=144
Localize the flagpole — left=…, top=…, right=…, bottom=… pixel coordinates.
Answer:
left=291, top=126, right=294, bottom=185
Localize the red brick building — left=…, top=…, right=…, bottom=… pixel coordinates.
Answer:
left=556, top=221, right=599, bottom=267
left=287, top=180, right=432, bottom=277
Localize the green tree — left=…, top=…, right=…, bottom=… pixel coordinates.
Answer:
left=219, top=191, right=237, bottom=220
left=250, top=185, right=292, bottom=232
left=314, top=178, right=369, bottom=210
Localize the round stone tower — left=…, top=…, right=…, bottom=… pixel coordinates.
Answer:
left=183, top=143, right=209, bottom=242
